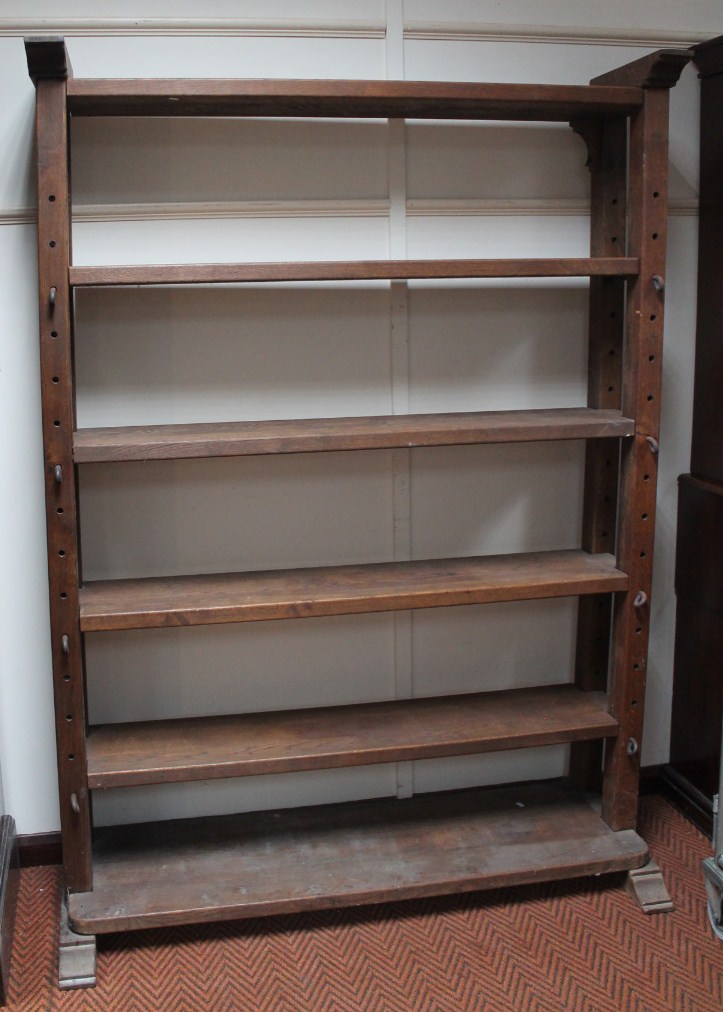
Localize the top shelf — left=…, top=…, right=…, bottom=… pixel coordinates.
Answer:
left=64, top=78, right=643, bottom=121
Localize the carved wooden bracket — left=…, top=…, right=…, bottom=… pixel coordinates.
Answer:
left=569, top=118, right=603, bottom=172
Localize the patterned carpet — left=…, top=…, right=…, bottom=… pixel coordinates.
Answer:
left=3, top=795, right=722, bottom=1010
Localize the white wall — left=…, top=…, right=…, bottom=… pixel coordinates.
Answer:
left=0, top=1, right=713, bottom=834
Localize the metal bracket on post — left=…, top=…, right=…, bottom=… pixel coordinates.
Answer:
left=625, top=860, right=674, bottom=914
left=58, top=893, right=96, bottom=990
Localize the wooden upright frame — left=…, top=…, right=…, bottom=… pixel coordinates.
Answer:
left=28, top=38, right=92, bottom=894
left=25, top=37, right=688, bottom=985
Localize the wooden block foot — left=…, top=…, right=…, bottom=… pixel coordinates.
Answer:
left=59, top=894, right=96, bottom=989
left=625, top=860, right=674, bottom=913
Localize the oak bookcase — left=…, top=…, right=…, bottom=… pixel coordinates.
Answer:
left=25, top=37, right=689, bottom=987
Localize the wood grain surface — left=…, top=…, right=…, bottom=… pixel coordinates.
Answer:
left=602, top=86, right=671, bottom=830
left=73, top=408, right=635, bottom=463
left=86, top=685, right=617, bottom=788
left=68, top=779, right=649, bottom=933
left=65, top=78, right=643, bottom=120
left=570, top=114, right=627, bottom=792
left=68, top=258, right=639, bottom=288
left=79, top=550, right=628, bottom=632
left=33, top=72, right=93, bottom=892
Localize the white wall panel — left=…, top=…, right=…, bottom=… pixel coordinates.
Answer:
left=72, top=119, right=389, bottom=206
left=404, top=39, right=654, bottom=84
left=79, top=453, right=395, bottom=580
left=404, top=0, right=720, bottom=37
left=75, top=286, right=392, bottom=426
left=412, top=599, right=578, bottom=696
left=72, top=214, right=389, bottom=265
left=66, top=34, right=385, bottom=79
left=0, top=40, right=40, bottom=214
left=0, top=225, right=59, bottom=833
left=410, top=442, right=584, bottom=559
left=407, top=122, right=589, bottom=201
left=13, top=1, right=385, bottom=23
left=407, top=214, right=590, bottom=260
left=91, top=765, right=398, bottom=828
left=413, top=744, right=567, bottom=794
left=86, top=613, right=397, bottom=724
left=407, top=286, right=588, bottom=412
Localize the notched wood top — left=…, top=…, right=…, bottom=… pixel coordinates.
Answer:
left=25, top=37, right=71, bottom=83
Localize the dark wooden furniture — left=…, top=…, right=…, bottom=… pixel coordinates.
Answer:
left=667, top=36, right=723, bottom=829
left=25, top=37, right=689, bottom=986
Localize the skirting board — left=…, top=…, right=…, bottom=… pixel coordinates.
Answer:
left=16, top=832, right=61, bottom=869
left=0, top=816, right=19, bottom=1006
left=657, top=765, right=714, bottom=838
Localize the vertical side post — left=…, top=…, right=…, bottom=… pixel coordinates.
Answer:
left=27, top=39, right=92, bottom=892
left=386, top=2, right=414, bottom=801
left=602, top=86, right=671, bottom=830
left=569, top=115, right=626, bottom=792
left=583, top=49, right=689, bottom=828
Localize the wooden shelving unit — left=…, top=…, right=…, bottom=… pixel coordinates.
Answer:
left=25, top=37, right=690, bottom=988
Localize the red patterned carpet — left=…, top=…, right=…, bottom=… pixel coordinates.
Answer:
left=4, top=795, right=722, bottom=1011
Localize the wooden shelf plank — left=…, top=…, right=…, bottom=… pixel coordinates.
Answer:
left=73, top=408, right=635, bottom=463
left=86, top=685, right=617, bottom=789
left=79, top=550, right=627, bottom=632
left=68, top=258, right=639, bottom=288
left=68, top=779, right=648, bottom=933
left=66, top=78, right=642, bottom=120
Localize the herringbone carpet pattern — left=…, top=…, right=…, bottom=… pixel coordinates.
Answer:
left=4, top=795, right=722, bottom=1010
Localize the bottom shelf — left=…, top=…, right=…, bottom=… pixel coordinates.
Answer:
left=68, top=778, right=648, bottom=935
